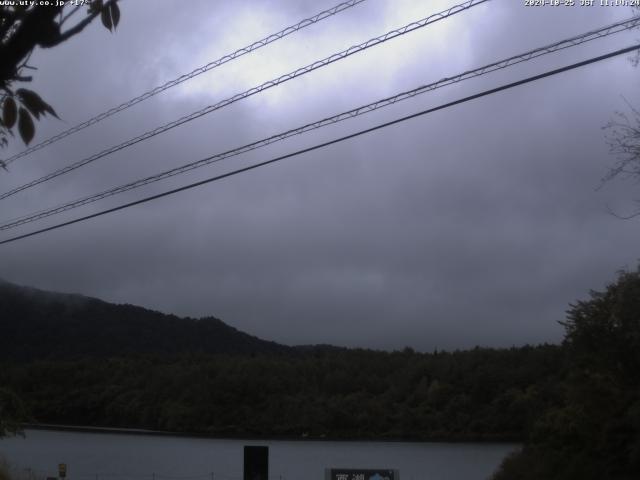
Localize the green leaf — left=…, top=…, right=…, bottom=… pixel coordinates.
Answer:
left=16, top=89, right=59, bottom=119
left=18, top=107, right=35, bottom=145
left=2, top=97, right=17, bottom=129
left=101, top=5, right=113, bottom=31
left=110, top=2, right=120, bottom=29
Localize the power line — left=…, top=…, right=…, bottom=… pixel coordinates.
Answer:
left=0, top=0, right=489, bottom=201
left=1, top=44, right=637, bottom=247
left=1, top=15, right=638, bottom=231
left=1, top=0, right=368, bottom=167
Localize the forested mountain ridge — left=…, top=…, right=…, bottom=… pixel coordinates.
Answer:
left=0, top=279, right=566, bottom=441
left=0, top=279, right=290, bottom=360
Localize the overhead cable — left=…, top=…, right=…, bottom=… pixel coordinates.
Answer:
left=1, top=0, right=368, bottom=167
left=2, top=15, right=638, bottom=231
left=1, top=44, right=637, bottom=246
left=0, top=0, right=489, bottom=201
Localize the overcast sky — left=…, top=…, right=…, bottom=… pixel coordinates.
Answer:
left=1, top=0, right=639, bottom=351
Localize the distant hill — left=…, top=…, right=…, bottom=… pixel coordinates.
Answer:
left=0, top=279, right=291, bottom=360
left=0, top=279, right=568, bottom=443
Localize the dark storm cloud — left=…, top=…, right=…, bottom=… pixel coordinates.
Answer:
left=1, top=0, right=640, bottom=350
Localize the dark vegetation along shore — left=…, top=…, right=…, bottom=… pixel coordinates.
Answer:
left=2, top=346, right=562, bottom=442
left=1, top=270, right=639, bottom=479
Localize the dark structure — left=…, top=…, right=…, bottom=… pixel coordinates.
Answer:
left=243, top=445, right=268, bottom=480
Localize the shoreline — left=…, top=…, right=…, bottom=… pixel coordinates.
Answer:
left=21, top=423, right=521, bottom=445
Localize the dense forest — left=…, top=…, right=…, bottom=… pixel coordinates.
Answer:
left=0, top=278, right=563, bottom=440
left=0, top=345, right=563, bottom=441
left=1, top=270, right=639, bottom=479
left=492, top=268, right=640, bottom=479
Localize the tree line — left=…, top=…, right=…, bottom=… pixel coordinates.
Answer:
left=0, top=344, right=563, bottom=441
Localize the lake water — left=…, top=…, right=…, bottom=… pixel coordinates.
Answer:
left=0, top=429, right=517, bottom=480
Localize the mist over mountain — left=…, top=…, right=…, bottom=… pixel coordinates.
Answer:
left=0, top=280, right=291, bottom=360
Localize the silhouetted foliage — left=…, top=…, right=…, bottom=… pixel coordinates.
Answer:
left=0, top=1, right=120, bottom=151
left=493, top=268, right=640, bottom=480
left=603, top=25, right=640, bottom=220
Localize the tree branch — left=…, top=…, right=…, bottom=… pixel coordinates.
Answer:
left=0, top=6, right=62, bottom=83
left=0, top=8, right=20, bottom=42
left=0, top=1, right=118, bottom=84
left=59, top=4, right=82, bottom=27
left=55, top=0, right=118, bottom=45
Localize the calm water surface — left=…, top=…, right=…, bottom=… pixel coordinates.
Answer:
left=0, top=429, right=517, bottom=480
